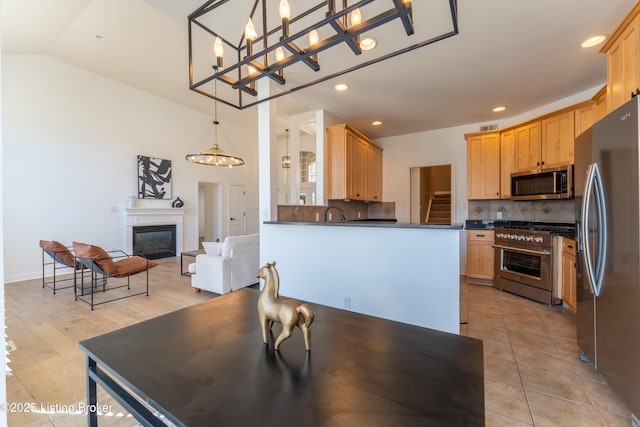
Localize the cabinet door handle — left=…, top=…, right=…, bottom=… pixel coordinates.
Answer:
left=567, top=245, right=573, bottom=249
left=476, top=234, right=485, bottom=238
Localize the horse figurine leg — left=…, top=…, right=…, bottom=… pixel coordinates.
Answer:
left=274, top=322, right=295, bottom=350
left=259, top=313, right=270, bottom=344
left=297, top=303, right=314, bottom=351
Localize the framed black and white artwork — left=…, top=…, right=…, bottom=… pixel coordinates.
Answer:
left=137, top=155, right=172, bottom=199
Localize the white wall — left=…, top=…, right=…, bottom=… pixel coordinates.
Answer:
left=2, top=55, right=259, bottom=283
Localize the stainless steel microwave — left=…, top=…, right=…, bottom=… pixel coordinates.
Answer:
left=510, top=165, right=573, bottom=200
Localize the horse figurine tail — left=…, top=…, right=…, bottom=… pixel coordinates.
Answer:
left=297, top=303, right=315, bottom=328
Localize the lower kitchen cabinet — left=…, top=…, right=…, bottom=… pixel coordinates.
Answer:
left=466, top=230, right=495, bottom=285
left=559, top=237, right=577, bottom=313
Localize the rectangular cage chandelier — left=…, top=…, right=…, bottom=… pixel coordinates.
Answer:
left=188, top=0, right=458, bottom=110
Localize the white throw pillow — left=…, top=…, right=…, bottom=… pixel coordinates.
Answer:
left=202, top=242, right=222, bottom=255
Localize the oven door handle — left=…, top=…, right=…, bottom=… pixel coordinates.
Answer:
left=493, top=245, right=551, bottom=256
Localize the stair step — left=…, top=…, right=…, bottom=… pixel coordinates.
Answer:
left=426, top=192, right=451, bottom=224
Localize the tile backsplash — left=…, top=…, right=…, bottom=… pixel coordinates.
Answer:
left=468, top=199, right=575, bottom=222
left=277, top=200, right=396, bottom=222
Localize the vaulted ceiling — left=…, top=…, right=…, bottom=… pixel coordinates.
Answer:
left=2, top=0, right=637, bottom=138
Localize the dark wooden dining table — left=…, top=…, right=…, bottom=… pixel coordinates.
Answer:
left=79, top=288, right=484, bottom=426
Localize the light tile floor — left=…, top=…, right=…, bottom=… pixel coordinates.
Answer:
left=460, top=281, right=633, bottom=426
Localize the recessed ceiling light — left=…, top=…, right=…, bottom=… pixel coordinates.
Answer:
left=493, top=106, right=506, bottom=112
left=334, top=83, right=349, bottom=92
left=581, top=35, right=607, bottom=48
left=360, top=37, right=377, bottom=51
left=372, top=120, right=382, bottom=126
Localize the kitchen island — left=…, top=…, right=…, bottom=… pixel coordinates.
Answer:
left=261, top=221, right=463, bottom=334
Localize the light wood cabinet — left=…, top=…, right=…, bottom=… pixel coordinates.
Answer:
left=514, top=121, right=542, bottom=172
left=603, top=3, right=640, bottom=112
left=574, top=101, right=597, bottom=137
left=541, top=110, right=575, bottom=168
left=366, top=144, right=383, bottom=201
left=326, top=123, right=382, bottom=202
left=465, top=95, right=609, bottom=203
left=560, top=237, right=577, bottom=314
left=500, top=130, right=515, bottom=199
left=594, top=85, right=608, bottom=121
left=466, top=131, right=500, bottom=199
left=514, top=110, right=574, bottom=172
left=466, top=230, right=495, bottom=284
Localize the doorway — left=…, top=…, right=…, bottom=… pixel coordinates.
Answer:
left=410, top=165, right=452, bottom=224
left=197, top=182, right=222, bottom=248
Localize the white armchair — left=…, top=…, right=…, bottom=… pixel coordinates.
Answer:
left=191, top=233, right=260, bottom=294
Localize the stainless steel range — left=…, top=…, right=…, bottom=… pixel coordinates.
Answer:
left=494, top=227, right=560, bottom=305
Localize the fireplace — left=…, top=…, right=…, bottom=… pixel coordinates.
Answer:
left=133, top=225, right=176, bottom=259
left=123, top=207, right=186, bottom=257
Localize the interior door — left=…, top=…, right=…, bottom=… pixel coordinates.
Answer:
left=228, top=184, right=246, bottom=237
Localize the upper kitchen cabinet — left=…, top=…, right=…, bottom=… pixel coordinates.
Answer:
left=514, top=109, right=574, bottom=172
left=541, top=109, right=575, bottom=168
left=366, top=143, right=383, bottom=201
left=593, top=85, right=608, bottom=121
left=514, top=121, right=541, bottom=172
left=466, top=131, right=500, bottom=200
left=574, top=101, right=597, bottom=137
left=326, top=124, right=383, bottom=202
left=602, top=3, right=640, bottom=111
left=500, top=130, right=515, bottom=199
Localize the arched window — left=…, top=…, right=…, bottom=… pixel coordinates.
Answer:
left=300, top=151, right=317, bottom=183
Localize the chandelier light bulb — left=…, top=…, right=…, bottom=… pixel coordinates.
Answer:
left=279, top=0, right=290, bottom=20
left=275, top=46, right=285, bottom=62
left=248, top=65, right=257, bottom=75
left=214, top=37, right=224, bottom=58
left=245, top=18, right=258, bottom=41
left=350, top=8, right=362, bottom=27
left=309, top=30, right=319, bottom=47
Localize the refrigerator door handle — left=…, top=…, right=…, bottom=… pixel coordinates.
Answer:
left=581, top=163, right=598, bottom=295
left=592, top=163, right=607, bottom=296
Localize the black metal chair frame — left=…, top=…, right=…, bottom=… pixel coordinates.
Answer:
left=74, top=250, right=151, bottom=310
left=41, top=245, right=90, bottom=294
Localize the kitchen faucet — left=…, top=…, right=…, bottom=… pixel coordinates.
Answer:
left=324, top=206, right=346, bottom=222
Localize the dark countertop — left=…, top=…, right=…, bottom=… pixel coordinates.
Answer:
left=264, top=221, right=463, bottom=230
left=465, top=219, right=576, bottom=238
left=79, top=289, right=484, bottom=427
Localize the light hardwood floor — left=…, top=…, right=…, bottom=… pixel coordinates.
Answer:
left=4, top=258, right=634, bottom=426
left=6, top=257, right=212, bottom=426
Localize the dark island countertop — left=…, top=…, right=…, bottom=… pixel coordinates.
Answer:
left=263, top=221, right=463, bottom=230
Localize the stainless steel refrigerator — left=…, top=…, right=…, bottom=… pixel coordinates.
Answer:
left=575, top=95, right=640, bottom=420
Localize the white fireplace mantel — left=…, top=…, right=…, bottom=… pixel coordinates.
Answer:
left=123, top=208, right=187, bottom=255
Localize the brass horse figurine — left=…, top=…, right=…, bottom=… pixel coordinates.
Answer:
left=257, top=262, right=315, bottom=351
